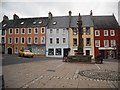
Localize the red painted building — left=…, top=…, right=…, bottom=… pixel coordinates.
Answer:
left=93, top=15, right=120, bottom=59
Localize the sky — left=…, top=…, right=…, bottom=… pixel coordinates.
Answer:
left=1, top=0, right=120, bottom=24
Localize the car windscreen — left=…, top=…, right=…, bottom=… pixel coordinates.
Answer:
left=24, top=50, right=30, bottom=52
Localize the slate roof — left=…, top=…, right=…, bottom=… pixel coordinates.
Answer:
left=48, top=16, right=69, bottom=28
left=70, top=15, right=93, bottom=27
left=2, top=17, right=49, bottom=28
left=1, top=20, right=12, bottom=29
left=93, top=15, right=119, bottom=28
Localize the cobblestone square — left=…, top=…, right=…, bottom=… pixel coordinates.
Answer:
left=2, top=55, right=119, bottom=89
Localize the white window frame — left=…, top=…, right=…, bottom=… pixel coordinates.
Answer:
left=34, top=36, right=38, bottom=44
left=15, top=28, right=19, bottom=34
left=27, top=37, right=32, bottom=44
left=56, top=29, right=59, bottom=33
left=111, top=40, right=116, bottom=47
left=9, top=28, right=13, bottom=34
left=95, top=30, right=100, bottom=36
left=28, top=28, right=32, bottom=34
left=21, top=28, right=25, bottom=34
left=34, top=27, right=38, bottom=34
left=8, top=37, right=12, bottom=44
left=63, top=38, right=66, bottom=44
left=104, top=40, right=109, bottom=47
left=110, top=30, right=115, bottom=36
left=41, top=27, right=45, bottom=34
left=95, top=40, right=100, bottom=47
left=50, top=38, right=53, bottom=44
left=14, top=46, right=18, bottom=53
left=56, top=38, right=59, bottom=44
left=63, top=29, right=65, bottom=34
left=41, top=36, right=45, bottom=44
left=50, top=29, right=53, bottom=34
left=104, top=30, right=108, bottom=36
left=21, top=37, right=25, bottom=44
left=15, top=37, right=19, bottom=44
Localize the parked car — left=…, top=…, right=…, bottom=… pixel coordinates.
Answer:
left=18, top=50, right=34, bottom=58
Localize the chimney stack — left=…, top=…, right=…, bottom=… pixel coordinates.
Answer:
left=69, top=11, right=72, bottom=27
left=69, top=11, right=72, bottom=17
left=13, top=14, right=19, bottom=20
left=90, top=10, right=93, bottom=16
left=3, top=15, right=9, bottom=21
left=48, top=12, right=52, bottom=19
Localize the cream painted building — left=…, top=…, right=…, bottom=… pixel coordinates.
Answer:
left=69, top=15, right=95, bottom=59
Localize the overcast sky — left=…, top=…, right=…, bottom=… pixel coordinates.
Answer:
left=1, top=0, right=120, bottom=24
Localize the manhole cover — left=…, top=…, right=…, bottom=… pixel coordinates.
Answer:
left=79, top=69, right=120, bottom=81
left=47, top=70, right=55, bottom=72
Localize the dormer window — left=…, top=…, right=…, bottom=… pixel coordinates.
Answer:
left=3, top=24, right=6, bottom=27
left=33, top=21, right=36, bottom=24
left=38, top=21, right=42, bottom=24
left=21, top=22, right=24, bottom=25
left=53, top=21, right=57, bottom=25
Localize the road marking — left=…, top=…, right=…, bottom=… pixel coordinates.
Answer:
left=56, top=62, right=65, bottom=68
left=95, top=64, right=101, bottom=69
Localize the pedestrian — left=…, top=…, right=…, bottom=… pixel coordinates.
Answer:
left=99, top=53, right=103, bottom=64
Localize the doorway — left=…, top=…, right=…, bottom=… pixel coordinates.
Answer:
left=63, top=48, right=69, bottom=57
left=86, top=50, right=90, bottom=55
left=100, top=50, right=104, bottom=59
left=8, top=48, right=12, bottom=54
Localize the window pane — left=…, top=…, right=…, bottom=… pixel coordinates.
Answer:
left=63, top=38, right=66, bottom=43
left=56, top=38, right=59, bottom=44
left=73, top=38, right=77, bottom=46
left=34, top=28, right=38, bottom=34
left=50, top=29, right=52, bottom=34
left=73, top=28, right=77, bottom=35
left=28, top=28, right=32, bottom=34
left=41, top=28, right=45, bottom=34
left=86, top=38, right=90, bottom=46
left=86, top=27, right=90, bottom=35
left=48, top=49, right=54, bottom=55
left=95, top=40, right=100, bottom=47
left=56, top=48, right=61, bottom=55
left=50, top=38, right=53, bottom=44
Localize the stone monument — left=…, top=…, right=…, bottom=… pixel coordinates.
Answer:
left=68, top=13, right=92, bottom=62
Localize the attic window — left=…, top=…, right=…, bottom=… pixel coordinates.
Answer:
left=21, top=22, right=24, bottom=25
left=3, top=24, right=6, bottom=27
left=53, top=21, right=57, bottom=25
left=38, top=21, right=42, bottom=24
left=33, top=21, right=36, bottom=24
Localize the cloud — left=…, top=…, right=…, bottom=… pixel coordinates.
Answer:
left=1, top=1, right=119, bottom=22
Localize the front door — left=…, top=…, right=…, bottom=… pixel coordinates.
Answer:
left=63, top=48, right=68, bottom=57
left=8, top=48, right=12, bottom=54
left=100, top=50, right=104, bottom=59
left=86, top=50, right=90, bottom=55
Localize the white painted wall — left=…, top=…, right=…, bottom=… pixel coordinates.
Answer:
left=46, top=28, right=69, bottom=57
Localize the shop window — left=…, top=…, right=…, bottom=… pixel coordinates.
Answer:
left=48, top=49, right=54, bottom=55
left=56, top=48, right=61, bottom=55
